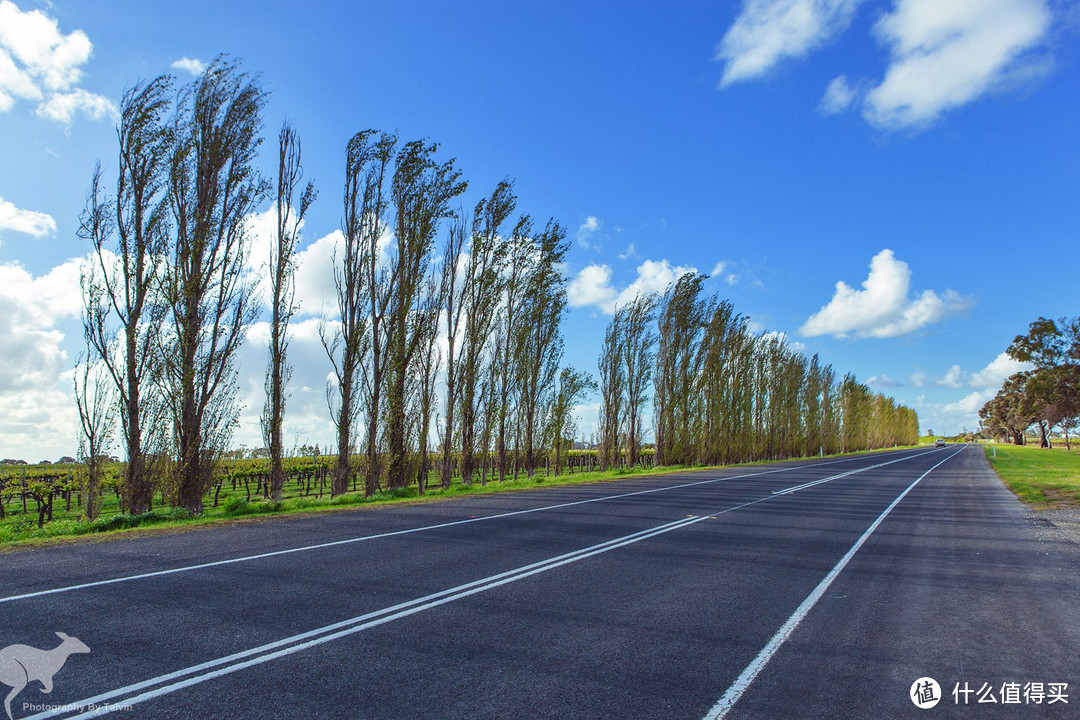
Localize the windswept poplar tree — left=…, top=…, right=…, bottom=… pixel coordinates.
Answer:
left=654, top=273, right=708, bottom=466
left=74, top=350, right=114, bottom=521
left=384, top=140, right=465, bottom=490
left=322, top=130, right=393, bottom=497
left=438, top=214, right=467, bottom=487
left=263, top=120, right=316, bottom=501
left=80, top=76, right=173, bottom=515
left=597, top=310, right=624, bottom=470
left=161, top=57, right=267, bottom=513
left=548, top=368, right=595, bottom=476
left=494, top=209, right=532, bottom=481
left=514, top=220, right=569, bottom=477
left=620, top=293, right=657, bottom=468
left=457, top=182, right=513, bottom=486
left=414, top=272, right=442, bottom=493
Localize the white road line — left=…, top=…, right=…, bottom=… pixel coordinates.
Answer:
left=27, top=447, right=940, bottom=720
left=769, top=452, right=925, bottom=496
left=701, top=446, right=965, bottom=720
left=0, top=449, right=938, bottom=605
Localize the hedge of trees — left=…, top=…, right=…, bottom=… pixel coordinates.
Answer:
left=71, top=55, right=918, bottom=521
left=597, top=274, right=918, bottom=470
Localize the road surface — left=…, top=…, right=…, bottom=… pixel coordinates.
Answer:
left=0, top=445, right=1076, bottom=719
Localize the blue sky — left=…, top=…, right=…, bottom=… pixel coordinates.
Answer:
left=0, top=0, right=1077, bottom=460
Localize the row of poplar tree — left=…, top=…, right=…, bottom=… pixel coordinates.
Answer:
left=74, top=56, right=916, bottom=518
left=596, top=275, right=919, bottom=471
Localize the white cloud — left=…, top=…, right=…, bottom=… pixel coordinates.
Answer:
left=568, top=263, right=616, bottom=312
left=0, top=0, right=116, bottom=123
left=867, top=374, right=902, bottom=388
left=171, top=57, right=205, bottom=76
left=909, top=371, right=926, bottom=387
left=800, top=249, right=973, bottom=338
left=569, top=258, right=697, bottom=315
left=969, top=352, right=1031, bottom=388
left=937, top=364, right=966, bottom=388
left=576, top=216, right=601, bottom=250
left=940, top=388, right=996, bottom=418
left=294, top=230, right=344, bottom=318
left=0, top=257, right=87, bottom=460
left=716, top=0, right=864, bottom=86
left=0, top=195, right=56, bottom=237
left=710, top=261, right=727, bottom=277
left=864, top=0, right=1052, bottom=129
left=35, top=87, right=116, bottom=123
left=618, top=243, right=637, bottom=261
left=819, top=74, right=856, bottom=114
left=931, top=353, right=1032, bottom=392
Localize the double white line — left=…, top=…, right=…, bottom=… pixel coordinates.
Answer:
left=27, top=449, right=942, bottom=719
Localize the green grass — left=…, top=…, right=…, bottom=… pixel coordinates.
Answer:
left=0, top=445, right=921, bottom=550
left=984, top=443, right=1080, bottom=508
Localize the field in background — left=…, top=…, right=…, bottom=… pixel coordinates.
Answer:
left=985, top=443, right=1080, bottom=508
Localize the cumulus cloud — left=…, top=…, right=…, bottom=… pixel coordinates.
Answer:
left=171, top=57, right=206, bottom=76
left=0, top=195, right=56, bottom=237
left=293, top=230, right=345, bottom=318
left=867, top=374, right=902, bottom=388
left=932, top=352, right=1032, bottom=391
left=969, top=352, right=1031, bottom=388
left=35, top=87, right=115, bottom=123
left=716, top=0, right=864, bottom=86
left=0, top=0, right=116, bottom=123
left=568, top=258, right=696, bottom=314
left=937, top=364, right=966, bottom=388
left=864, top=0, right=1052, bottom=129
left=819, top=74, right=856, bottom=114
left=576, top=216, right=601, bottom=250
left=800, top=249, right=973, bottom=338
left=568, top=264, right=616, bottom=311
left=0, top=257, right=86, bottom=459
left=940, top=389, right=996, bottom=418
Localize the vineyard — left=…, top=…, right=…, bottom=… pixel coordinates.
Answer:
left=0, top=449, right=657, bottom=541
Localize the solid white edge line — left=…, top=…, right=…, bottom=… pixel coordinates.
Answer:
left=0, top=449, right=939, bottom=605
left=26, top=447, right=942, bottom=720
left=701, top=446, right=965, bottom=720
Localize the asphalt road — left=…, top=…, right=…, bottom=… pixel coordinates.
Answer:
left=0, top=445, right=1076, bottom=719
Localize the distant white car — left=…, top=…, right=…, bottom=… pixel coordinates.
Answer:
left=935, top=438, right=946, bottom=447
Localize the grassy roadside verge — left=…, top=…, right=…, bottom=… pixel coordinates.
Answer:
left=984, top=443, right=1080, bottom=509
left=0, top=445, right=920, bottom=551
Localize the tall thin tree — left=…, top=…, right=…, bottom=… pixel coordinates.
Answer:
left=80, top=76, right=172, bottom=515
left=161, top=57, right=267, bottom=513
left=263, top=120, right=316, bottom=501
